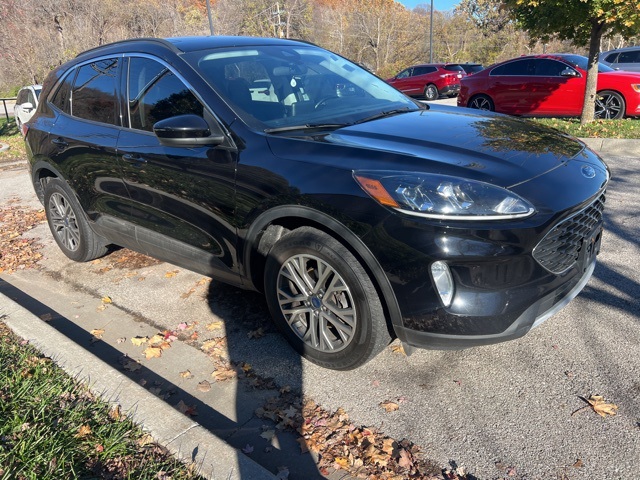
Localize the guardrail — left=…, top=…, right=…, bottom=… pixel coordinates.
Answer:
left=1, top=97, right=16, bottom=122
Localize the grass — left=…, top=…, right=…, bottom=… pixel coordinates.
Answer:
left=0, top=119, right=26, bottom=162
left=0, top=322, right=203, bottom=480
left=533, top=117, right=640, bottom=139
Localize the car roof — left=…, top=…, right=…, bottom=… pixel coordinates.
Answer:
left=75, top=35, right=311, bottom=59
left=602, top=45, right=640, bottom=54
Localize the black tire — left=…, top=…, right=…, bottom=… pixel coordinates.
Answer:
left=595, top=90, right=625, bottom=119
left=468, top=94, right=494, bottom=111
left=43, top=178, right=108, bottom=262
left=264, top=227, right=391, bottom=370
left=424, top=84, right=439, bottom=101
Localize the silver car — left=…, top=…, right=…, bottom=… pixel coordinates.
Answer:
left=601, top=46, right=640, bottom=72
left=14, top=84, right=42, bottom=134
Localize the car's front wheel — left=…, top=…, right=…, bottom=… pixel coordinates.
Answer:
left=595, top=90, right=625, bottom=119
left=44, top=178, right=108, bottom=262
left=468, top=94, right=494, bottom=111
left=424, top=84, right=439, bottom=101
left=264, top=227, right=391, bottom=370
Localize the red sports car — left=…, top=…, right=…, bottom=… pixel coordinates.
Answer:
left=458, top=54, right=640, bottom=119
left=387, top=63, right=464, bottom=100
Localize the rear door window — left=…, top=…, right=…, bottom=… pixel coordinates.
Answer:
left=71, top=59, right=120, bottom=125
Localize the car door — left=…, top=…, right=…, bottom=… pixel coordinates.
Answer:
left=43, top=58, right=134, bottom=246
left=116, top=55, right=240, bottom=284
left=489, top=59, right=539, bottom=114
left=533, top=59, right=584, bottom=116
left=388, top=67, right=413, bottom=93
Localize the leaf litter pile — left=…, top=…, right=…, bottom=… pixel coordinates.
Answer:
left=0, top=201, right=46, bottom=274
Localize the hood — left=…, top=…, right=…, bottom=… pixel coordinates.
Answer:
left=325, top=105, right=591, bottom=187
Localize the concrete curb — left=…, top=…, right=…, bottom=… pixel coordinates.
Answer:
left=579, top=137, right=640, bottom=156
left=0, top=294, right=277, bottom=480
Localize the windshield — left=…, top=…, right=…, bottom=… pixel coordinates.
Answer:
left=557, top=54, right=615, bottom=73
left=183, top=44, right=420, bottom=130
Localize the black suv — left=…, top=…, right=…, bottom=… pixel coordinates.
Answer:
left=25, top=36, right=609, bottom=370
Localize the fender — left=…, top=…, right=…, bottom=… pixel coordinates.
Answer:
left=241, top=205, right=404, bottom=339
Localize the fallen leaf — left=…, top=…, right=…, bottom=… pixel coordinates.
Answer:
left=90, top=329, right=105, bottom=338
left=131, top=336, right=148, bottom=346
left=212, top=365, right=237, bottom=381
left=109, top=405, right=122, bottom=421
left=101, top=296, right=112, bottom=304
left=122, top=359, right=142, bottom=372
left=248, top=328, right=265, bottom=339
left=390, top=343, right=405, bottom=355
left=180, top=370, right=193, bottom=379
left=165, top=270, right=179, bottom=278
left=176, top=400, right=197, bottom=416
left=197, top=380, right=212, bottom=392
left=398, top=448, right=413, bottom=469
left=587, top=395, right=619, bottom=417
left=39, top=313, right=53, bottom=322
left=379, top=400, right=399, bottom=412
left=333, top=457, right=349, bottom=469
left=573, top=459, right=584, bottom=468
left=206, top=321, right=223, bottom=331
left=260, top=429, right=276, bottom=441
left=177, top=322, right=188, bottom=330
left=242, top=444, right=254, bottom=454
left=276, top=466, right=290, bottom=479
left=116, top=337, right=126, bottom=344
left=75, top=425, right=92, bottom=438
left=144, top=346, right=163, bottom=359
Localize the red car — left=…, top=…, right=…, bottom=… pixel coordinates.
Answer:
left=387, top=63, right=464, bottom=100
left=458, top=54, right=640, bottom=119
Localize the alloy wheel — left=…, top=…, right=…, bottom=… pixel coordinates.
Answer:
left=276, top=254, right=357, bottom=353
left=48, top=192, right=80, bottom=252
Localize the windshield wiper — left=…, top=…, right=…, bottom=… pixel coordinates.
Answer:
left=352, top=107, right=416, bottom=125
left=264, top=123, right=349, bottom=134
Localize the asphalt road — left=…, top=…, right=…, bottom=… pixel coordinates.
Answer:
left=0, top=137, right=638, bottom=479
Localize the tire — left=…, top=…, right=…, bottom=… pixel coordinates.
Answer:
left=468, top=94, right=494, bottom=111
left=264, top=227, right=391, bottom=370
left=595, top=90, right=625, bottom=119
left=43, top=178, right=108, bottom=262
left=424, top=84, right=439, bottom=101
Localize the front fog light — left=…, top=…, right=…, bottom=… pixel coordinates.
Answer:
left=431, top=261, right=454, bottom=307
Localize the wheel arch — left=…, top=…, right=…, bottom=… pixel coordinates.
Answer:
left=242, top=205, right=403, bottom=339
left=30, top=160, right=64, bottom=204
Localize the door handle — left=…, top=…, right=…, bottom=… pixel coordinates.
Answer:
left=51, top=137, right=68, bottom=148
left=122, top=153, right=148, bottom=164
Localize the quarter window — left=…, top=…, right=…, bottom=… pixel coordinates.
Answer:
left=618, top=50, right=640, bottom=63
left=127, top=57, right=203, bottom=132
left=71, top=59, right=119, bottom=125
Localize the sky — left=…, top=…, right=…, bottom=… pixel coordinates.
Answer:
left=397, top=0, right=459, bottom=11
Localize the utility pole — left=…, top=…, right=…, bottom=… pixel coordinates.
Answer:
left=429, top=0, right=434, bottom=62
left=206, top=0, right=214, bottom=35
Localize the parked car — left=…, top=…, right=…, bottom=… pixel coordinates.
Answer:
left=455, top=63, right=484, bottom=75
left=386, top=63, right=464, bottom=100
left=25, top=37, right=609, bottom=370
left=600, top=46, right=640, bottom=72
left=458, top=54, right=640, bottom=119
left=14, top=84, right=42, bottom=134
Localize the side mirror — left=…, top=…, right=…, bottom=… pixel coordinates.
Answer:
left=560, top=68, right=579, bottom=77
left=153, top=114, right=225, bottom=147
left=21, top=102, right=34, bottom=111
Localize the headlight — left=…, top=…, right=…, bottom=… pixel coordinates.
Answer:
left=632, top=84, right=640, bottom=93
left=353, top=171, right=535, bottom=220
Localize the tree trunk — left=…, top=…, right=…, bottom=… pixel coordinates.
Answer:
left=580, top=20, right=605, bottom=125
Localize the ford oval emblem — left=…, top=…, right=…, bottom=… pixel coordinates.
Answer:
left=581, top=165, right=596, bottom=179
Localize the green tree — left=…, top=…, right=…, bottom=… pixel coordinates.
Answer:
left=501, top=0, right=640, bottom=124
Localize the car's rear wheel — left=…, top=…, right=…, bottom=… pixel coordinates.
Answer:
left=424, top=84, right=439, bottom=101
left=264, top=227, right=391, bottom=370
left=468, top=94, right=494, bottom=111
left=595, top=90, right=625, bottom=119
left=44, top=178, right=108, bottom=262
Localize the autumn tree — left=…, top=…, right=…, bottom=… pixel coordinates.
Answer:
left=501, top=0, right=640, bottom=124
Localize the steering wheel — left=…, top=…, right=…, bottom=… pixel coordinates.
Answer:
left=314, top=96, right=340, bottom=110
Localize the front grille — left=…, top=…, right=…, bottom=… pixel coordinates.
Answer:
left=533, top=192, right=606, bottom=274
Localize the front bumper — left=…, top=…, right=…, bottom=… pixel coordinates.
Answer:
left=396, top=258, right=595, bottom=350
